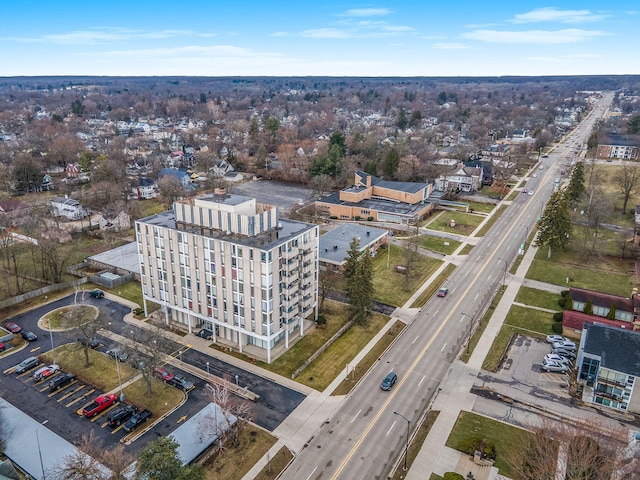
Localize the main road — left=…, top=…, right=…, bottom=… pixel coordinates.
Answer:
left=279, top=92, right=614, bottom=480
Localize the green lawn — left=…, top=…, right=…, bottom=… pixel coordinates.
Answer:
left=504, top=305, right=556, bottom=335
left=417, top=235, right=462, bottom=255
left=475, top=205, right=508, bottom=237
left=44, top=305, right=98, bottom=329
left=253, top=446, right=294, bottom=480
left=513, top=286, right=562, bottom=311
left=467, top=201, right=497, bottom=214
left=482, top=326, right=517, bottom=372
left=425, top=211, right=486, bottom=235
left=460, top=285, right=506, bottom=364
left=446, top=411, right=529, bottom=478
left=458, top=244, right=474, bottom=255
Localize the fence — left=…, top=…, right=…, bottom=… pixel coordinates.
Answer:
left=0, top=277, right=88, bottom=310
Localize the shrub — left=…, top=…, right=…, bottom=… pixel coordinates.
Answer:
left=551, top=322, right=563, bottom=334
left=558, top=297, right=566, bottom=309
left=561, top=290, right=569, bottom=298
left=456, top=436, right=497, bottom=460
left=443, top=473, right=465, bottom=480
left=584, top=299, right=593, bottom=315
left=553, top=312, right=563, bottom=322
left=565, top=296, right=573, bottom=311
left=607, top=304, right=616, bottom=320
left=354, top=215, right=361, bottom=221
left=330, top=216, right=338, bottom=220
left=133, top=307, right=145, bottom=316
left=316, top=314, right=327, bottom=326
left=367, top=216, right=374, bottom=221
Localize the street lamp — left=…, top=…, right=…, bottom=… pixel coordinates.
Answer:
left=393, top=411, right=410, bottom=471
left=497, top=258, right=507, bottom=286
left=115, top=354, right=125, bottom=402
left=461, top=312, right=474, bottom=355
left=206, top=362, right=210, bottom=375
left=47, top=319, right=55, bottom=365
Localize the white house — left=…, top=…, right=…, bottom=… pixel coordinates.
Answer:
left=50, top=196, right=88, bottom=220
left=435, top=164, right=483, bottom=193
left=98, top=211, right=131, bottom=232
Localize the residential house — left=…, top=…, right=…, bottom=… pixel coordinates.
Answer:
left=434, top=163, right=483, bottom=193
left=130, top=177, right=156, bottom=200
left=576, top=323, right=640, bottom=413
left=223, top=171, right=244, bottom=183
left=65, top=163, right=80, bottom=178
left=315, top=171, right=434, bottom=225
left=319, top=223, right=388, bottom=271
left=481, top=144, right=509, bottom=157
left=50, top=196, right=88, bottom=220
left=136, top=193, right=319, bottom=363
left=0, top=199, right=30, bottom=222
left=158, top=168, right=195, bottom=190
left=98, top=211, right=131, bottom=232
left=562, top=287, right=638, bottom=332
left=211, top=159, right=234, bottom=178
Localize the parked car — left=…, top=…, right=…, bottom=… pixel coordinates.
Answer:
left=15, top=356, right=40, bottom=374
left=78, top=336, right=100, bottom=349
left=108, top=405, right=138, bottom=427
left=21, top=331, right=38, bottom=341
left=541, top=360, right=569, bottom=373
left=380, top=371, right=398, bottom=391
left=437, top=287, right=449, bottom=297
left=154, top=366, right=174, bottom=383
left=82, top=394, right=117, bottom=418
left=123, top=409, right=152, bottom=432
left=552, top=340, right=576, bottom=351
left=544, top=354, right=572, bottom=366
left=4, top=322, right=21, bottom=334
left=33, top=364, right=60, bottom=381
left=89, top=289, right=105, bottom=299
left=170, top=374, right=194, bottom=392
left=0, top=342, right=5, bottom=352
left=196, top=328, right=213, bottom=340
left=49, top=373, right=75, bottom=391
left=551, top=347, right=576, bottom=360
left=106, top=347, right=128, bottom=361
left=546, top=335, right=569, bottom=344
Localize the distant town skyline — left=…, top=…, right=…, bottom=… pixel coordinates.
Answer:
left=1, top=2, right=638, bottom=77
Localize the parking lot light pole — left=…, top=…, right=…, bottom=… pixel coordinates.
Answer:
left=47, top=319, right=55, bottom=365
left=461, top=312, right=474, bottom=355
left=115, top=355, right=125, bottom=402
left=393, top=411, right=410, bottom=471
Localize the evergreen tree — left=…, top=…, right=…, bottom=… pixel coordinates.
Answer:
left=535, top=191, right=571, bottom=258
left=382, top=147, right=400, bottom=180
left=396, top=108, right=408, bottom=130
left=567, top=161, right=585, bottom=206
left=343, top=238, right=374, bottom=325
left=135, top=437, right=205, bottom=480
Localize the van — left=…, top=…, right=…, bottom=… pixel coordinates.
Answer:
left=380, top=371, right=397, bottom=391
left=15, top=356, right=40, bottom=374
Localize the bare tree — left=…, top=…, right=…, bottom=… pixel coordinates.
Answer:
left=203, top=381, right=253, bottom=449
left=72, top=308, right=109, bottom=368
left=613, top=163, right=640, bottom=214
left=156, top=175, right=186, bottom=208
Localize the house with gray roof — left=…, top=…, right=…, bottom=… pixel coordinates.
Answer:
left=577, top=323, right=640, bottom=413
left=319, top=223, right=388, bottom=270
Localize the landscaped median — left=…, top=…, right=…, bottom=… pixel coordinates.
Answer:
left=41, top=344, right=183, bottom=419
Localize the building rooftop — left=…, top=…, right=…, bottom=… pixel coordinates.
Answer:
left=88, top=241, right=140, bottom=275
left=318, top=191, right=430, bottom=217
left=583, top=323, right=640, bottom=377
left=319, top=223, right=388, bottom=265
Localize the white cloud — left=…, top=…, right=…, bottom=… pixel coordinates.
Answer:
left=270, top=31, right=290, bottom=37
left=101, top=45, right=281, bottom=59
left=462, top=28, right=606, bottom=44
left=343, top=8, right=392, bottom=17
left=5, top=27, right=195, bottom=44
left=511, top=8, right=608, bottom=24
left=301, top=28, right=351, bottom=39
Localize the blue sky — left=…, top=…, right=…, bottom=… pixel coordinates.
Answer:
left=0, top=2, right=638, bottom=77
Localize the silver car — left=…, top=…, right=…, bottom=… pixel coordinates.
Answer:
left=541, top=359, right=569, bottom=373
left=552, top=340, right=576, bottom=351
left=544, top=354, right=572, bottom=366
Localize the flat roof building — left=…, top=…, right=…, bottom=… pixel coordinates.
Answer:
left=136, top=193, right=319, bottom=363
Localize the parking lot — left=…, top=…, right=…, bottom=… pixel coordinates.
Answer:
left=232, top=179, right=315, bottom=211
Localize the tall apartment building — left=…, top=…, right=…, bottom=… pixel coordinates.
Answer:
left=136, top=192, right=319, bottom=363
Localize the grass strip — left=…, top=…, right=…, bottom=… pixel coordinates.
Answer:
left=460, top=285, right=506, bottom=364
left=475, top=205, right=507, bottom=237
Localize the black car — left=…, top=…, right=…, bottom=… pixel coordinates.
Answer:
left=49, top=373, right=75, bottom=391
left=21, top=331, right=38, bottom=341
left=78, top=336, right=100, bottom=349
left=108, top=405, right=138, bottom=427
left=89, top=289, right=105, bottom=299
left=123, top=409, right=152, bottom=432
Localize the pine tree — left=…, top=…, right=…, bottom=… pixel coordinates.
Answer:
left=535, top=191, right=571, bottom=258
left=343, top=238, right=374, bottom=325
left=567, top=161, right=585, bottom=206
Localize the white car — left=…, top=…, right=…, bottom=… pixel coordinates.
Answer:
left=544, top=354, right=572, bottom=366
left=541, top=360, right=569, bottom=373
left=552, top=340, right=576, bottom=351
left=33, top=364, right=60, bottom=381
left=546, top=334, right=568, bottom=344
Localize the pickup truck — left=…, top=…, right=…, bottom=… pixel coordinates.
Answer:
left=123, top=409, right=152, bottom=432
left=82, top=394, right=117, bottom=418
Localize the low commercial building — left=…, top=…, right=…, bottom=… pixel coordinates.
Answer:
left=319, top=223, right=388, bottom=271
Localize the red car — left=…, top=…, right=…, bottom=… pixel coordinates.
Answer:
left=4, top=322, right=21, bottom=333
left=437, top=287, right=449, bottom=297
left=153, top=366, right=174, bottom=383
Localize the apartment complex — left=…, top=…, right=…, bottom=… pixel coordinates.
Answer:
left=136, top=192, right=319, bottom=363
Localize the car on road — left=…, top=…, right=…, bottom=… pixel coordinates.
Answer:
left=546, top=335, right=570, bottom=344
left=123, top=409, right=152, bottom=432
left=552, top=340, right=576, bottom=351
left=380, top=371, right=397, bottom=391
left=154, top=366, right=174, bottom=383
left=542, top=155, right=549, bottom=158
left=437, top=287, right=449, bottom=297
left=33, top=364, right=60, bottom=381
left=49, top=373, right=75, bottom=391
left=15, top=356, right=40, bottom=374
left=170, top=374, right=194, bottom=392
left=21, top=331, right=38, bottom=341
left=539, top=165, right=544, bottom=170
left=532, top=173, right=537, bottom=178
left=551, top=347, right=576, bottom=360
left=89, top=289, right=105, bottom=299
left=528, top=190, right=534, bottom=196
left=544, top=354, right=572, bottom=366
left=106, top=347, right=128, bottom=361
left=108, top=405, right=138, bottom=427
left=4, top=322, right=21, bottom=334
left=541, top=360, right=569, bottom=373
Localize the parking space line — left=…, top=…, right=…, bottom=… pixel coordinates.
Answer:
left=68, top=388, right=95, bottom=408
left=54, top=383, right=82, bottom=401
left=111, top=424, right=125, bottom=434
left=90, top=402, right=120, bottom=423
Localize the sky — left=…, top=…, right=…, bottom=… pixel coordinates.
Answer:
left=0, top=2, right=638, bottom=77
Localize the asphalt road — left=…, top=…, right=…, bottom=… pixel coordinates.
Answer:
left=278, top=92, right=615, bottom=480
left=0, top=293, right=305, bottom=455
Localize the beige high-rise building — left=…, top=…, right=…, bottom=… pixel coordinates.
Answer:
left=136, top=193, right=318, bottom=363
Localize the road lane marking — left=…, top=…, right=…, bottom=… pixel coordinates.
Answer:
left=440, top=343, right=447, bottom=352
left=305, top=466, right=318, bottom=480
left=351, top=409, right=361, bottom=424
left=418, top=375, right=425, bottom=387
left=411, top=335, right=419, bottom=345
left=474, top=294, right=479, bottom=301
left=386, top=421, right=396, bottom=437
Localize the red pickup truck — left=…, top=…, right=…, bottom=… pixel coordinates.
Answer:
left=82, top=394, right=116, bottom=418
